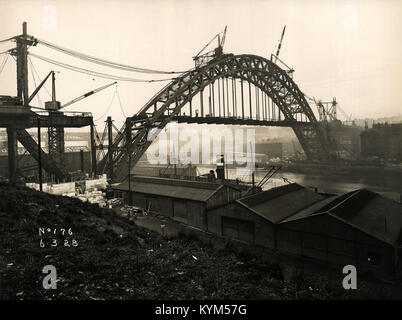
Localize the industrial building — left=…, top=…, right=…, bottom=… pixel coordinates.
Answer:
left=206, top=183, right=326, bottom=249
left=326, top=120, right=363, bottom=158
left=113, top=176, right=243, bottom=229
left=131, top=164, right=198, bottom=180
left=361, top=123, right=402, bottom=161
left=278, top=188, right=402, bottom=278
left=114, top=178, right=402, bottom=278
left=207, top=184, right=402, bottom=278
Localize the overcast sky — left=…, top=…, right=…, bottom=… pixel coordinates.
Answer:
left=0, top=0, right=401, bottom=129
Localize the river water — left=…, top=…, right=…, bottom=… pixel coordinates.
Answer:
left=198, top=166, right=402, bottom=202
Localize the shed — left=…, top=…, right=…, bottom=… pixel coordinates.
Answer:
left=278, top=189, right=402, bottom=277
left=206, top=183, right=327, bottom=249
left=112, top=176, right=242, bottom=229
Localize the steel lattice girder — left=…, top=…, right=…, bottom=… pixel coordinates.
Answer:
left=48, top=126, right=65, bottom=168
left=98, top=54, right=334, bottom=182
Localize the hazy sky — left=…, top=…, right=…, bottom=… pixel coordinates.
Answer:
left=0, top=0, right=401, bottom=129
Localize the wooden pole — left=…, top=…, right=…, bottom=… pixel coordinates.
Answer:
left=37, top=117, right=43, bottom=191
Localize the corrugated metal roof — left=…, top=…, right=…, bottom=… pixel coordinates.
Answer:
left=280, top=196, right=339, bottom=223
left=113, top=176, right=223, bottom=202
left=327, top=190, right=402, bottom=245
left=281, top=188, right=402, bottom=245
left=237, top=183, right=326, bottom=223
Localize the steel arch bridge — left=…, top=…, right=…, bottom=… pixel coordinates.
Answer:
left=96, top=53, right=334, bottom=182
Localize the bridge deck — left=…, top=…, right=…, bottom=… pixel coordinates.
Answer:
left=167, top=115, right=310, bottom=127
left=0, top=106, right=93, bottom=128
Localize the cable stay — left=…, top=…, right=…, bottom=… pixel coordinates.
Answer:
left=34, top=36, right=185, bottom=75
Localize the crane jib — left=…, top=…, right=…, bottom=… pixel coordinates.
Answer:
left=84, top=91, right=94, bottom=98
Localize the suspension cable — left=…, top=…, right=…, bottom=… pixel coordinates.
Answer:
left=34, top=37, right=185, bottom=75
left=29, top=52, right=178, bottom=83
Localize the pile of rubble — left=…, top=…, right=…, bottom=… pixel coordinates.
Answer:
left=106, top=198, right=123, bottom=208
left=76, top=188, right=107, bottom=207
left=119, top=205, right=147, bottom=219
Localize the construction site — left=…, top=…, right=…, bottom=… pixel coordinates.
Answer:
left=1, top=16, right=402, bottom=301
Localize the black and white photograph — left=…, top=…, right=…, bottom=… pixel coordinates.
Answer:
left=0, top=0, right=402, bottom=307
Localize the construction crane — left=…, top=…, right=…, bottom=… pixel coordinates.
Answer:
left=61, top=82, right=116, bottom=109
left=193, top=26, right=227, bottom=68
left=313, top=97, right=338, bottom=122
left=271, top=25, right=286, bottom=64
left=270, top=25, right=294, bottom=77
left=34, top=75, right=116, bottom=176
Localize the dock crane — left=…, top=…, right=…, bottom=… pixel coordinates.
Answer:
left=244, top=165, right=282, bottom=196
left=193, top=26, right=227, bottom=68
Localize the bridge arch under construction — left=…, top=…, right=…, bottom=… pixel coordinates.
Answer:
left=98, top=53, right=334, bottom=182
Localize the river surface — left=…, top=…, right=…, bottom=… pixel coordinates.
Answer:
left=198, top=166, right=402, bottom=202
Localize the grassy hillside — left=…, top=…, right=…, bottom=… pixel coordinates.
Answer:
left=0, top=183, right=396, bottom=299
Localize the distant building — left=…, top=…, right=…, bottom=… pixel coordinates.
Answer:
left=131, top=164, right=198, bottom=179
left=326, top=120, right=363, bottom=158
left=361, top=123, right=402, bottom=161
left=255, top=142, right=283, bottom=158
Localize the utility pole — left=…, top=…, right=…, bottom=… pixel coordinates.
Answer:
left=90, top=123, right=97, bottom=177
left=250, top=141, right=255, bottom=189
left=80, top=149, right=85, bottom=173
left=125, top=117, right=132, bottom=205
left=107, top=116, right=113, bottom=181
left=8, top=22, right=30, bottom=184
left=37, top=117, right=43, bottom=191
left=17, top=21, right=29, bottom=104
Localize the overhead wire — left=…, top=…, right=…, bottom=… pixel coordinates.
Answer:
left=0, top=53, right=9, bottom=75
left=28, top=58, right=44, bottom=108
left=94, top=88, right=117, bottom=122
left=29, top=52, right=178, bottom=83
left=28, top=56, right=52, bottom=98
left=116, top=87, right=126, bottom=118
left=35, top=36, right=185, bottom=74
left=0, top=36, right=15, bottom=43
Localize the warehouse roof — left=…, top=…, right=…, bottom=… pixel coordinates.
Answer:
left=113, top=176, right=234, bottom=202
left=237, top=183, right=327, bottom=223
left=282, top=189, right=402, bottom=245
